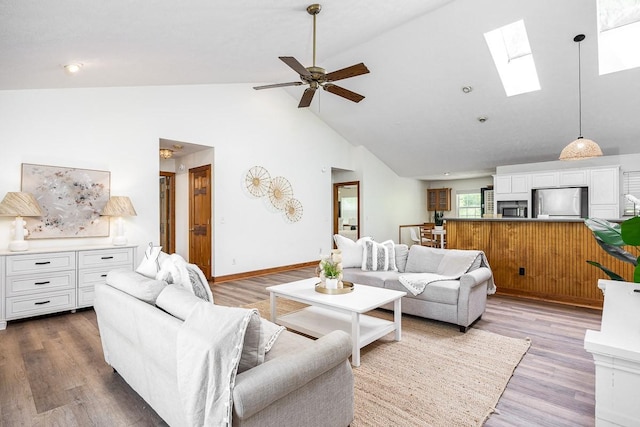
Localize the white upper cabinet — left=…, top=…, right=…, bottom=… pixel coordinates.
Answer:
left=531, top=172, right=558, bottom=188
left=559, top=170, right=588, bottom=187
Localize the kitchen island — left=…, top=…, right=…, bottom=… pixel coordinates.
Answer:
left=445, top=218, right=633, bottom=309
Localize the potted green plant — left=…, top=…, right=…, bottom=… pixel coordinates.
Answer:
left=584, top=216, right=640, bottom=282
left=434, top=211, right=444, bottom=230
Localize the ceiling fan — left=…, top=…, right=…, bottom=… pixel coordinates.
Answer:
left=253, top=4, right=370, bottom=108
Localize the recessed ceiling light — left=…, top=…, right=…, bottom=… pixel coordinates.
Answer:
left=64, top=63, right=83, bottom=74
left=444, top=172, right=451, bottom=176
left=477, top=116, right=488, bottom=123
left=462, top=86, right=473, bottom=93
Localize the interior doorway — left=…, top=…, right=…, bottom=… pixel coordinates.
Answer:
left=333, top=181, right=360, bottom=242
left=159, top=172, right=176, bottom=254
left=189, top=164, right=212, bottom=279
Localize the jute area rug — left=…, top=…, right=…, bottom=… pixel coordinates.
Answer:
left=244, top=299, right=530, bottom=427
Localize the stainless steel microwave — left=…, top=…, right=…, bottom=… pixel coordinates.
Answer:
left=502, top=207, right=527, bottom=218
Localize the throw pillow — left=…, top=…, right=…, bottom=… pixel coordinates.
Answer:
left=394, top=244, right=409, bottom=273
left=136, top=243, right=163, bottom=278
left=405, top=245, right=445, bottom=273
left=238, top=309, right=265, bottom=373
left=362, top=240, right=397, bottom=271
left=333, top=234, right=372, bottom=268
left=106, top=268, right=167, bottom=304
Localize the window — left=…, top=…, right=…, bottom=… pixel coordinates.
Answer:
left=623, top=171, right=640, bottom=216
left=597, top=0, right=640, bottom=75
left=484, top=20, right=541, bottom=96
left=457, top=191, right=481, bottom=218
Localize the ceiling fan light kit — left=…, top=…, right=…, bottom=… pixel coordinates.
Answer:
left=253, top=3, right=370, bottom=108
left=559, top=34, right=603, bottom=161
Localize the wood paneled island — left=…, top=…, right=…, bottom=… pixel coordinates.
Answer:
left=446, top=218, right=634, bottom=309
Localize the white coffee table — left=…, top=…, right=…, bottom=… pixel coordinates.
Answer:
left=266, top=278, right=406, bottom=366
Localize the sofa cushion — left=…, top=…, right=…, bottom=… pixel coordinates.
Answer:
left=362, top=240, right=396, bottom=271
left=405, top=245, right=446, bottom=273
left=156, top=284, right=202, bottom=320
left=342, top=268, right=396, bottom=288
left=395, top=244, right=409, bottom=273
left=106, top=268, right=167, bottom=304
left=333, top=234, right=372, bottom=268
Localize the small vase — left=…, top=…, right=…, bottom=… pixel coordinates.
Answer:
left=434, top=225, right=443, bottom=230
left=325, top=278, right=338, bottom=289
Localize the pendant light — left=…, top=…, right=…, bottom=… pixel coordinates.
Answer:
left=559, top=34, right=603, bottom=161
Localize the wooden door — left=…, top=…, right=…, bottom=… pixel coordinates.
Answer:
left=159, top=172, right=175, bottom=254
left=189, top=165, right=212, bottom=278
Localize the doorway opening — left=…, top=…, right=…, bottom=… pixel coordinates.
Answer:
left=333, top=181, right=360, bottom=242
left=159, top=172, right=176, bottom=254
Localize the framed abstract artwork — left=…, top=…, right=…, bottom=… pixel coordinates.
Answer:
left=21, top=163, right=111, bottom=239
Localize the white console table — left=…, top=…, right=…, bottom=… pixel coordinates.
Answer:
left=584, top=279, right=640, bottom=426
left=0, top=244, right=136, bottom=330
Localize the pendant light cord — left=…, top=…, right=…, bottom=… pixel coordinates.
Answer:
left=577, top=39, right=582, bottom=138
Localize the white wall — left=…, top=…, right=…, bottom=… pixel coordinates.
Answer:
left=0, top=84, right=424, bottom=277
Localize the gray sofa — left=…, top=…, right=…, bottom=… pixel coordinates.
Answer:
left=94, top=270, right=354, bottom=427
left=341, top=244, right=494, bottom=332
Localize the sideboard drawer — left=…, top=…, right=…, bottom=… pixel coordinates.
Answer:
left=6, top=290, right=76, bottom=319
left=78, top=248, right=134, bottom=269
left=6, top=271, right=75, bottom=296
left=77, top=286, right=95, bottom=308
left=6, top=252, right=76, bottom=276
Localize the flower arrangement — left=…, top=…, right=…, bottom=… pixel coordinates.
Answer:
left=319, top=249, right=343, bottom=289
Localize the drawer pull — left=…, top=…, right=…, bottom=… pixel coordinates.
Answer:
left=101, top=256, right=114, bottom=260
left=34, top=300, right=51, bottom=305
left=34, top=281, right=51, bottom=285
left=101, top=274, right=107, bottom=277
left=35, top=261, right=51, bottom=265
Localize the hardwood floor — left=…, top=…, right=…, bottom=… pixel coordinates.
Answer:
left=0, top=267, right=602, bottom=426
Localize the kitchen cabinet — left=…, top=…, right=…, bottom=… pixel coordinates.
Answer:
left=531, top=172, right=558, bottom=188
left=495, top=174, right=528, bottom=194
left=559, top=170, right=588, bottom=186
left=427, top=188, right=451, bottom=211
left=590, top=167, right=620, bottom=218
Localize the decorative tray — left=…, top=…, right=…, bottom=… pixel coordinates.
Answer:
left=315, top=281, right=354, bottom=294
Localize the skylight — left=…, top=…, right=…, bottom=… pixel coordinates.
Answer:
left=484, top=20, right=541, bottom=97
left=597, top=0, right=640, bottom=75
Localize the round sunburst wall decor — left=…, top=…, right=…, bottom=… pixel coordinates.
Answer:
left=284, top=198, right=303, bottom=222
left=268, top=176, right=293, bottom=210
left=245, top=166, right=271, bottom=197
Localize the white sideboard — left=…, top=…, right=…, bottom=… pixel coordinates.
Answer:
left=585, top=279, right=640, bottom=426
left=0, top=244, right=136, bottom=330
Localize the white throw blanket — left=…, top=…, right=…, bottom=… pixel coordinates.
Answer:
left=399, top=250, right=496, bottom=296
left=177, top=302, right=261, bottom=427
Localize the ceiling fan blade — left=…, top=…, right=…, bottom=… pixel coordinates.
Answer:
left=279, top=56, right=312, bottom=77
left=253, top=81, right=303, bottom=90
left=323, top=84, right=365, bottom=103
left=298, top=87, right=316, bottom=108
left=325, top=63, right=370, bottom=82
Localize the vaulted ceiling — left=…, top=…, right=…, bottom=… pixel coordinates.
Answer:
left=2, top=0, right=639, bottom=180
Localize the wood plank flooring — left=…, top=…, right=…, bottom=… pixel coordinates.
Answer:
left=0, top=267, right=602, bottom=426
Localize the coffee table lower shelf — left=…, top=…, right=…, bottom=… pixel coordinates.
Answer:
left=276, top=305, right=398, bottom=367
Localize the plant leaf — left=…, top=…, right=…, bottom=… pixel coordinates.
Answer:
left=586, top=260, right=627, bottom=281
left=621, top=216, right=640, bottom=246
left=593, top=235, right=638, bottom=265
left=585, top=218, right=624, bottom=246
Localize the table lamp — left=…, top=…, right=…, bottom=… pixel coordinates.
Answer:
left=101, top=196, right=137, bottom=246
left=0, top=192, right=44, bottom=251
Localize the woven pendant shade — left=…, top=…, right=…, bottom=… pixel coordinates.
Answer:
left=559, top=137, right=603, bottom=161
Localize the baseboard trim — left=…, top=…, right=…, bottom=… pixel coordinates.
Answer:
left=213, top=261, right=318, bottom=283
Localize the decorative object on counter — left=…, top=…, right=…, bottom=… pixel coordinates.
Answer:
left=317, top=249, right=347, bottom=292
left=21, top=163, right=111, bottom=238
left=584, top=217, right=640, bottom=283
left=559, top=34, right=603, bottom=161
left=434, top=211, right=444, bottom=230
left=101, top=196, right=137, bottom=246
left=0, top=192, right=43, bottom=251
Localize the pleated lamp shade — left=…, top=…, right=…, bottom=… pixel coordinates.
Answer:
left=0, top=192, right=43, bottom=217
left=101, top=196, right=137, bottom=216
left=559, top=137, right=604, bottom=161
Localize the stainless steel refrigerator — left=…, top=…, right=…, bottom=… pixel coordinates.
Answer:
left=532, top=187, right=588, bottom=218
